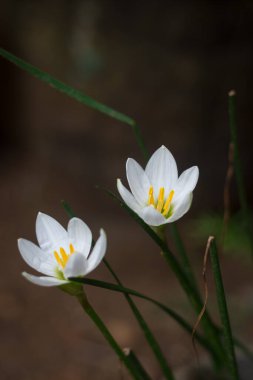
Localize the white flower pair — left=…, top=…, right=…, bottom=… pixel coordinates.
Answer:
left=19, top=146, right=199, bottom=286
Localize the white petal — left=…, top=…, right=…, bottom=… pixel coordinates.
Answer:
left=63, top=252, right=88, bottom=278
left=168, top=193, right=193, bottom=223
left=139, top=206, right=167, bottom=227
left=126, top=158, right=150, bottom=204
left=86, top=229, right=107, bottom=274
left=18, top=239, right=55, bottom=276
left=174, top=166, right=199, bottom=196
left=22, top=272, right=67, bottom=287
left=36, top=212, right=69, bottom=252
left=117, top=179, right=142, bottom=213
left=145, top=146, right=178, bottom=195
left=68, top=218, right=92, bottom=258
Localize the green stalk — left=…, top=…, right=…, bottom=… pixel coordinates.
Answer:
left=72, top=277, right=253, bottom=363
left=121, top=294, right=174, bottom=380
left=71, top=276, right=216, bottom=355
left=76, top=290, right=145, bottom=380
left=103, top=259, right=175, bottom=380
left=169, top=223, right=199, bottom=293
left=228, top=90, right=253, bottom=256
left=0, top=48, right=148, bottom=160
left=123, top=349, right=152, bottom=380
left=209, top=239, right=239, bottom=380
left=228, top=91, right=247, bottom=214
left=108, top=192, right=226, bottom=369
left=62, top=202, right=173, bottom=379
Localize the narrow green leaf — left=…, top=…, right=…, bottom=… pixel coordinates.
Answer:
left=123, top=349, right=152, bottom=380
left=105, top=189, right=226, bottom=369
left=169, top=223, right=199, bottom=293
left=62, top=201, right=173, bottom=378
left=0, top=48, right=133, bottom=126
left=72, top=276, right=253, bottom=363
left=0, top=47, right=148, bottom=159
left=71, top=277, right=214, bottom=354
left=209, top=238, right=239, bottom=380
left=77, top=291, right=145, bottom=380
left=103, top=260, right=174, bottom=380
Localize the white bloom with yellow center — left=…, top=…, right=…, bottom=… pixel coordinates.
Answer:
left=18, top=212, right=107, bottom=287
left=117, top=145, right=199, bottom=227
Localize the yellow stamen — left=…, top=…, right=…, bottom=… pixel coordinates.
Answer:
left=54, top=251, right=64, bottom=267
left=156, top=187, right=165, bottom=212
left=162, top=190, right=175, bottom=216
left=69, top=243, right=74, bottom=254
left=60, top=247, right=68, bottom=266
left=148, top=186, right=155, bottom=205
left=54, top=245, right=76, bottom=269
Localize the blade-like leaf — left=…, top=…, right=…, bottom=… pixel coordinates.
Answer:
left=0, top=47, right=148, bottom=159
left=209, top=238, right=239, bottom=380
left=70, top=277, right=213, bottom=354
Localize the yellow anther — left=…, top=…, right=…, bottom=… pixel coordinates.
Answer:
left=54, top=244, right=76, bottom=269
left=148, top=186, right=155, bottom=206
left=162, top=190, right=175, bottom=216
left=54, top=251, right=64, bottom=267
left=60, top=247, right=68, bottom=265
left=156, top=187, right=165, bottom=212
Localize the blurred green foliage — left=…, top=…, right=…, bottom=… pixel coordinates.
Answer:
left=191, top=212, right=252, bottom=257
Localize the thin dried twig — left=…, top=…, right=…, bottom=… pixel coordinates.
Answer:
left=192, top=236, right=215, bottom=362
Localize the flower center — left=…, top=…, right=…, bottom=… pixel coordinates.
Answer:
left=148, top=186, right=174, bottom=216
left=54, top=244, right=75, bottom=269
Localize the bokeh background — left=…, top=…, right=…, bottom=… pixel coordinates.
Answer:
left=0, top=1, right=253, bottom=379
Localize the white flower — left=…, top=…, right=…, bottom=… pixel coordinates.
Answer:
left=117, top=145, right=199, bottom=227
left=18, top=212, right=107, bottom=287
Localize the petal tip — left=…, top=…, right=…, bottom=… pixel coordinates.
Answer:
left=99, top=228, right=106, bottom=238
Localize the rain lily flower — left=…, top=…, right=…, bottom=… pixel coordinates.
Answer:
left=18, top=212, right=107, bottom=287
left=117, top=145, right=199, bottom=227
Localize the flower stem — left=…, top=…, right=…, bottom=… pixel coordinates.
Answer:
left=76, top=290, right=147, bottom=380
left=72, top=276, right=217, bottom=355
left=160, top=247, right=225, bottom=369
left=169, top=223, right=199, bottom=293
left=114, top=196, right=226, bottom=369
left=62, top=200, right=173, bottom=378
left=228, top=90, right=253, bottom=257
left=103, top=258, right=175, bottom=380
left=123, top=349, right=152, bottom=380
left=72, top=276, right=253, bottom=363
left=209, top=238, right=239, bottom=380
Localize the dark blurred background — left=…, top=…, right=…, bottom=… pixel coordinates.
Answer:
left=0, top=1, right=253, bottom=379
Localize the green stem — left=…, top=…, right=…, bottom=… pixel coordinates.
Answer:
left=123, top=349, right=152, bottom=380
left=209, top=239, right=239, bottom=380
left=76, top=290, right=145, bottom=380
left=160, top=248, right=225, bottom=368
left=110, top=193, right=226, bottom=369
left=228, top=90, right=253, bottom=256
left=132, top=123, right=149, bottom=161
left=103, top=259, right=175, bottom=380
left=71, top=276, right=216, bottom=355
left=72, top=277, right=253, bottom=363
left=62, top=201, right=173, bottom=378
left=169, top=223, right=199, bottom=293
left=228, top=91, right=247, bottom=214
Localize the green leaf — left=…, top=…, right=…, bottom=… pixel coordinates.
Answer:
left=71, top=276, right=213, bottom=354
left=209, top=238, right=239, bottom=380
left=0, top=47, right=148, bottom=159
